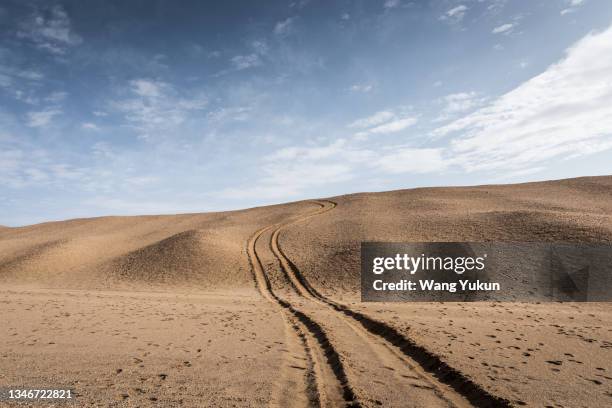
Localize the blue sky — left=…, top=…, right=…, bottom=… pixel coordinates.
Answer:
left=1, top=0, right=612, bottom=226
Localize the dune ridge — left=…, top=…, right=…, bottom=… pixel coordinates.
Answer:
left=1, top=176, right=611, bottom=290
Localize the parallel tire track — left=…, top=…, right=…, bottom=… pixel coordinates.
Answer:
left=270, top=200, right=513, bottom=408
left=248, top=224, right=359, bottom=407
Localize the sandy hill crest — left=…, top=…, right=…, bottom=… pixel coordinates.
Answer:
left=1, top=176, right=611, bottom=291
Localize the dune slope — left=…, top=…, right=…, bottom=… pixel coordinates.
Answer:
left=281, top=176, right=612, bottom=294
left=1, top=176, right=611, bottom=291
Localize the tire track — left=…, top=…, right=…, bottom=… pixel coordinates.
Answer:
left=247, top=224, right=359, bottom=407
left=271, top=200, right=513, bottom=408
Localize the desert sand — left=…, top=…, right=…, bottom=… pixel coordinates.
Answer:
left=1, top=176, right=611, bottom=407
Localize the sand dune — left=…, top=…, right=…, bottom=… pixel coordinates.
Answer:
left=282, top=176, right=612, bottom=295
left=0, top=201, right=313, bottom=289
left=1, top=176, right=611, bottom=407
left=2, top=176, right=610, bottom=291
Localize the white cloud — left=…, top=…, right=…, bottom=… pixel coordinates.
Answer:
left=0, top=73, right=11, bottom=88
left=349, top=111, right=394, bottom=129
left=27, top=108, right=61, bottom=127
left=130, top=79, right=164, bottom=98
left=435, top=92, right=486, bottom=122
left=274, top=17, right=295, bottom=36
left=124, top=176, right=160, bottom=186
left=0, top=65, right=45, bottom=102
left=374, top=148, right=448, bottom=174
left=251, top=40, right=269, bottom=55
left=0, top=142, right=88, bottom=189
left=218, top=184, right=300, bottom=200
left=45, top=91, right=68, bottom=103
left=17, top=70, right=44, bottom=81
left=492, top=23, right=514, bottom=34
left=218, top=161, right=353, bottom=200
left=14, top=90, right=39, bottom=105
left=231, top=54, right=262, bottom=70
left=234, top=24, right=612, bottom=201
left=24, top=168, right=49, bottom=182
left=207, top=106, right=252, bottom=123
left=218, top=139, right=445, bottom=201
left=17, top=5, right=82, bottom=54
left=217, top=139, right=367, bottom=200
left=268, top=140, right=347, bottom=161
left=289, top=0, right=310, bottom=10
left=226, top=41, right=268, bottom=72
left=441, top=5, right=468, bottom=22
left=349, top=109, right=417, bottom=136
left=485, top=0, right=508, bottom=14
left=384, top=0, right=401, bottom=9
left=561, top=0, right=586, bottom=15
left=81, top=122, right=100, bottom=131
left=113, top=79, right=207, bottom=140
left=350, top=84, right=373, bottom=93
left=369, top=117, right=417, bottom=134
left=433, top=23, right=612, bottom=172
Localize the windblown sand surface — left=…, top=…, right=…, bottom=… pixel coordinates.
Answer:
left=1, top=176, right=611, bottom=407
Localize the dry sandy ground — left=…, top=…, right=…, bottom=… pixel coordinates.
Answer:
left=0, top=288, right=282, bottom=407
left=1, top=176, right=611, bottom=407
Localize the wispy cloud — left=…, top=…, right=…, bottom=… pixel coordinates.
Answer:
left=217, top=139, right=444, bottom=201
left=207, top=106, right=252, bottom=123
left=223, top=41, right=269, bottom=74
left=440, top=5, right=468, bottom=23
left=349, top=109, right=417, bottom=137
left=0, top=139, right=87, bottom=190
left=2, top=0, right=610, bottom=225
left=45, top=91, right=67, bottom=103
left=224, top=23, right=612, bottom=203
left=17, top=5, right=82, bottom=54
left=433, top=24, right=612, bottom=171
left=81, top=122, right=100, bottom=131
left=217, top=161, right=353, bottom=199
left=349, top=84, right=373, bottom=93
left=369, top=117, right=417, bottom=134
left=269, top=140, right=348, bottom=161
left=374, top=148, right=447, bottom=174
left=384, top=0, right=401, bottom=9
left=561, top=0, right=586, bottom=15
left=27, top=108, right=62, bottom=127
left=492, top=23, right=514, bottom=34
left=274, top=17, right=295, bottom=36
left=442, top=92, right=483, bottom=113
left=131, top=79, right=164, bottom=98
left=112, top=79, right=207, bottom=140
left=0, top=64, right=45, bottom=103
left=435, top=92, right=486, bottom=122
left=15, top=70, right=44, bottom=81
left=349, top=111, right=394, bottom=129
left=218, top=140, right=358, bottom=200
left=231, top=54, right=262, bottom=70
